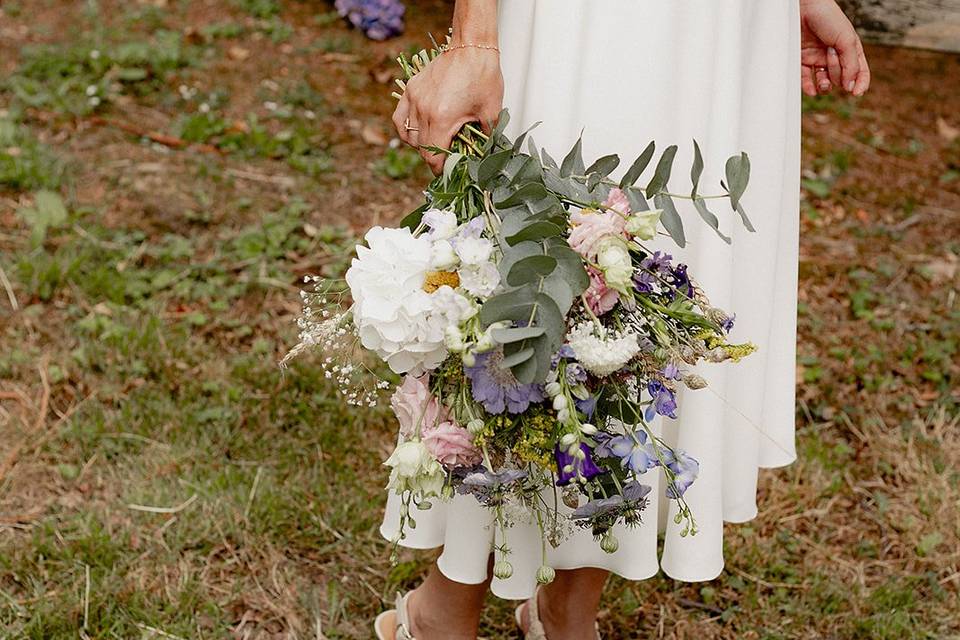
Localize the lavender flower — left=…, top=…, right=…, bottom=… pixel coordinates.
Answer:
left=465, top=351, right=545, bottom=414
left=335, top=0, right=405, bottom=40
left=555, top=443, right=605, bottom=486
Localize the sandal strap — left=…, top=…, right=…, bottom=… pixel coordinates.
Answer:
left=395, top=591, right=417, bottom=640
left=525, top=587, right=549, bottom=640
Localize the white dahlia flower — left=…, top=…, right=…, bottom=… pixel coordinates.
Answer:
left=346, top=227, right=447, bottom=375
left=566, top=321, right=641, bottom=376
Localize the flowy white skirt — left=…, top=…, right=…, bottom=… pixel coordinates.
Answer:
left=381, top=0, right=801, bottom=600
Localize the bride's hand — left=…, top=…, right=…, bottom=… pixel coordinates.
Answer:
left=800, top=0, right=871, bottom=97
left=392, top=47, right=504, bottom=175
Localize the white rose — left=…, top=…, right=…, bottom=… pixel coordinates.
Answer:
left=625, top=210, right=661, bottom=240
left=430, top=240, right=459, bottom=270
left=459, top=262, right=500, bottom=298
left=596, top=236, right=633, bottom=294
left=386, top=440, right=429, bottom=477
left=455, top=236, right=494, bottom=265
left=422, top=208, right=459, bottom=240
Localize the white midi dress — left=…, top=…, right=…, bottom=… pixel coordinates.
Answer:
left=381, top=0, right=801, bottom=599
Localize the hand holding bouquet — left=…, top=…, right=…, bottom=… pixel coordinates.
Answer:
left=286, top=42, right=757, bottom=582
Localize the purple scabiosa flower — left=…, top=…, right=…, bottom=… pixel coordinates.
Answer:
left=662, top=449, right=699, bottom=498
left=335, top=0, right=405, bottom=40
left=644, top=379, right=678, bottom=422
left=571, top=495, right=624, bottom=520
left=465, top=351, right=545, bottom=414
left=456, top=466, right=528, bottom=505
left=595, top=430, right=659, bottom=474
left=622, top=480, right=653, bottom=502
left=555, top=443, right=605, bottom=486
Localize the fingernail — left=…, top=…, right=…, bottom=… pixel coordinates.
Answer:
left=819, top=80, right=831, bottom=91
left=828, top=47, right=837, bottom=57
left=846, top=81, right=855, bottom=92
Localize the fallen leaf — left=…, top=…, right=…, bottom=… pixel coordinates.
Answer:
left=920, top=253, right=958, bottom=284
left=227, top=46, right=250, bottom=61
left=361, top=123, right=387, bottom=146
left=855, top=209, right=870, bottom=223
left=937, top=117, right=959, bottom=142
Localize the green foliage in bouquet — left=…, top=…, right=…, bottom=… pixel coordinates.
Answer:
left=393, top=44, right=753, bottom=386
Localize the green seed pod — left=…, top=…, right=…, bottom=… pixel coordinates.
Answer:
left=600, top=532, right=619, bottom=554
left=493, top=560, right=514, bottom=580
left=536, top=565, right=556, bottom=585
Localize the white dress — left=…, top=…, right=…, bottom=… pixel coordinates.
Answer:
left=382, top=0, right=800, bottom=600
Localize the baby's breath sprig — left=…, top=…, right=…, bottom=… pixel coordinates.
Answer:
left=281, top=275, right=390, bottom=408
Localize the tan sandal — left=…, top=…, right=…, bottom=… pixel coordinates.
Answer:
left=374, top=591, right=417, bottom=640
left=514, top=587, right=601, bottom=640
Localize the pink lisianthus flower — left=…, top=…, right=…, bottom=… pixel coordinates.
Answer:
left=391, top=374, right=445, bottom=438
left=422, top=420, right=482, bottom=468
left=584, top=266, right=619, bottom=316
left=603, top=187, right=631, bottom=216
left=567, top=189, right=631, bottom=260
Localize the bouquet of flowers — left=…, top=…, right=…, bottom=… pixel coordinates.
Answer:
left=286, top=43, right=756, bottom=582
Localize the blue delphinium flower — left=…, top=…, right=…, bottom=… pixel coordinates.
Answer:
left=644, top=379, right=678, bottom=422
left=633, top=270, right=656, bottom=293
left=671, top=263, right=694, bottom=299
left=555, top=443, right=605, bottom=486
left=335, top=0, right=405, bottom=41
left=465, top=351, right=545, bottom=414
left=595, top=430, right=659, bottom=474
left=640, top=250, right=673, bottom=274
left=662, top=449, right=699, bottom=498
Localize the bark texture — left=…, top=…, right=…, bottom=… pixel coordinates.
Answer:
left=837, top=0, right=960, bottom=52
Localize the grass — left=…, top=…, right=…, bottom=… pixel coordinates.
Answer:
left=1, top=1, right=959, bottom=638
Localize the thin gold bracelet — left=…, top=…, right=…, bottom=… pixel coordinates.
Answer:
left=443, top=42, right=500, bottom=54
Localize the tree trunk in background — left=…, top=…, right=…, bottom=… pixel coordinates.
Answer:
left=838, top=0, right=960, bottom=52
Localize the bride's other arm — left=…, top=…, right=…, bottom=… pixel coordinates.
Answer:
left=392, top=0, right=503, bottom=174
left=800, top=0, right=871, bottom=97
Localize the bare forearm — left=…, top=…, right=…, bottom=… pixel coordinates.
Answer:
left=451, top=0, right=499, bottom=46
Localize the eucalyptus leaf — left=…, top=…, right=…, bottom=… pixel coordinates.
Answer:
left=735, top=202, right=756, bottom=232
left=400, top=202, right=429, bottom=230
left=693, top=198, right=731, bottom=244
left=491, top=326, right=546, bottom=343
left=512, top=121, right=542, bottom=153
left=479, top=285, right=537, bottom=326
left=585, top=154, right=620, bottom=178
left=505, top=220, right=563, bottom=245
left=501, top=347, right=535, bottom=368
left=724, top=152, right=750, bottom=210
left=546, top=242, right=591, bottom=294
left=625, top=187, right=649, bottom=212
left=654, top=192, right=685, bottom=247
left=541, top=146, right=558, bottom=169
left=495, top=182, right=549, bottom=209
left=507, top=255, right=558, bottom=286
left=619, top=141, right=656, bottom=188
left=560, top=135, right=585, bottom=178
left=645, top=145, right=678, bottom=196
left=690, top=140, right=704, bottom=197
left=478, top=149, right=513, bottom=187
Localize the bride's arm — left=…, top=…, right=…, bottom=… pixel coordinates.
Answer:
left=392, top=0, right=504, bottom=174
left=800, top=0, right=871, bottom=97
